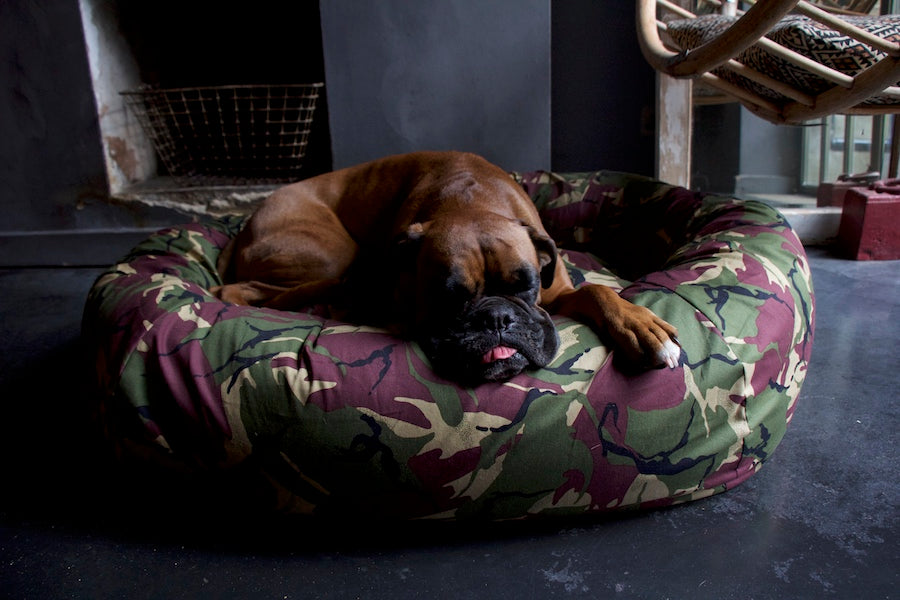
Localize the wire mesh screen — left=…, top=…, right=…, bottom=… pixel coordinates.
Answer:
left=121, top=83, right=323, bottom=185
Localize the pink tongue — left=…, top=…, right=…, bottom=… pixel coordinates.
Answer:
left=481, top=345, right=518, bottom=363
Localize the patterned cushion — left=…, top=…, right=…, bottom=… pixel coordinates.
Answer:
left=83, top=171, right=815, bottom=520
left=666, top=14, right=900, bottom=105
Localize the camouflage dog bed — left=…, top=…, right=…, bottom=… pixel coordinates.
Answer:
left=83, top=171, right=815, bottom=520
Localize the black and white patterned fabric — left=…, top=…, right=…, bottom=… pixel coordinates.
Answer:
left=666, top=14, right=900, bottom=106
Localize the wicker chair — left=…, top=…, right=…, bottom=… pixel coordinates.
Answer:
left=636, top=0, right=900, bottom=124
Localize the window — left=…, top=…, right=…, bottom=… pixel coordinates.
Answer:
left=801, top=115, right=896, bottom=192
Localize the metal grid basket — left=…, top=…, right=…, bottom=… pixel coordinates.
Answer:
left=121, top=83, right=323, bottom=185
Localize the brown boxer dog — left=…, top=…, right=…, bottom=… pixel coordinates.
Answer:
left=212, top=151, right=681, bottom=383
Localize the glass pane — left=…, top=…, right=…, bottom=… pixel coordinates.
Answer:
left=802, top=115, right=895, bottom=187
left=823, top=115, right=872, bottom=181
left=801, top=119, right=824, bottom=188
left=827, top=115, right=849, bottom=181
left=850, top=116, right=875, bottom=174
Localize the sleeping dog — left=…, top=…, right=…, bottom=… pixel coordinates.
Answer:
left=212, top=151, right=680, bottom=382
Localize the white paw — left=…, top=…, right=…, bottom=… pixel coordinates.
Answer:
left=656, top=339, right=682, bottom=369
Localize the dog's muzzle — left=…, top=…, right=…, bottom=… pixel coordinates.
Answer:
left=420, top=295, right=559, bottom=383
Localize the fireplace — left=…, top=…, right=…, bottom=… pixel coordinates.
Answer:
left=78, top=0, right=331, bottom=215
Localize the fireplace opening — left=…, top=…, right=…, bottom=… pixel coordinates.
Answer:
left=80, top=0, right=331, bottom=214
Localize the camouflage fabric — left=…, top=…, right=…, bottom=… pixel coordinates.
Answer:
left=83, top=170, right=815, bottom=520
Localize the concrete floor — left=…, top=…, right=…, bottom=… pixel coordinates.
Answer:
left=0, top=246, right=897, bottom=599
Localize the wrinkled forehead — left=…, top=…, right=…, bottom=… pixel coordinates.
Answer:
left=426, top=212, right=534, bottom=257
left=421, top=215, right=539, bottom=288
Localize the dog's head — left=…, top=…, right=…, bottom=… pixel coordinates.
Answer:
left=402, top=211, right=560, bottom=383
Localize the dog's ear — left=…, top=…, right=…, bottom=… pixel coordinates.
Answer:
left=404, top=221, right=432, bottom=242
left=393, top=221, right=432, bottom=261
left=523, top=224, right=558, bottom=288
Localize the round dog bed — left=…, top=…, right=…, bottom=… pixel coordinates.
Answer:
left=83, top=171, right=814, bottom=520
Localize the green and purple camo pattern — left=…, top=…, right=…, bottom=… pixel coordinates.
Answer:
left=83, top=170, right=814, bottom=520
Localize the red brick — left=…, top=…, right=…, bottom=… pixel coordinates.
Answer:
left=837, top=181, right=900, bottom=260
left=817, top=173, right=879, bottom=207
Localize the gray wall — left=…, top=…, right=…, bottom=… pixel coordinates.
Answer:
left=320, top=0, right=551, bottom=172
left=692, top=104, right=803, bottom=196
left=737, top=109, right=802, bottom=195
left=0, top=0, right=179, bottom=234
left=319, top=1, right=657, bottom=174
left=551, top=1, right=656, bottom=175
left=0, top=0, right=185, bottom=267
left=692, top=104, right=742, bottom=195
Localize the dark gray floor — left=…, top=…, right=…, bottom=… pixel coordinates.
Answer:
left=1, top=247, right=897, bottom=599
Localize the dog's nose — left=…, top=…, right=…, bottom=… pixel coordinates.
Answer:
left=488, top=311, right=513, bottom=332
left=473, top=300, right=517, bottom=333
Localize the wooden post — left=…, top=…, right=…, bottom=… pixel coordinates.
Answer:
left=656, top=74, right=693, bottom=188
left=651, top=0, right=694, bottom=188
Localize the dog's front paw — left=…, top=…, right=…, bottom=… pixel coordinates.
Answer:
left=549, top=284, right=682, bottom=370
left=608, top=302, right=682, bottom=370
left=655, top=337, right=682, bottom=369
